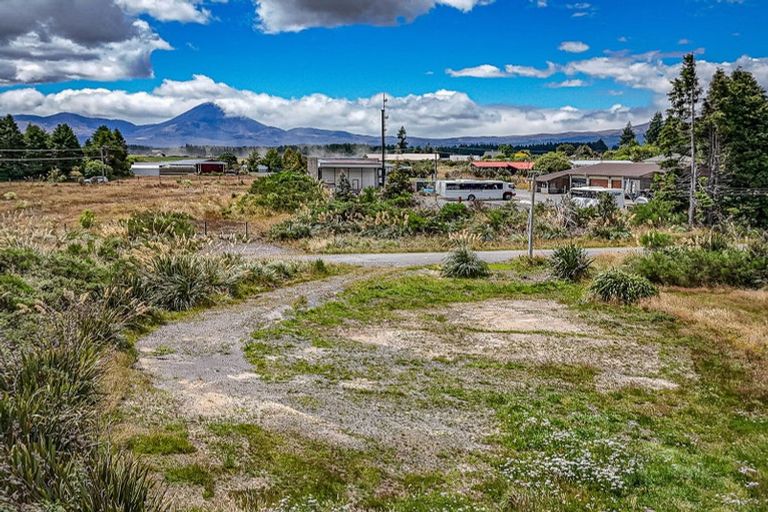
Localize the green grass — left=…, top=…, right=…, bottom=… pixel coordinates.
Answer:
left=164, top=464, right=217, bottom=499
left=128, top=424, right=196, bottom=455
left=237, top=272, right=768, bottom=511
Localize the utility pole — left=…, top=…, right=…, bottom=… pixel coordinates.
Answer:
left=688, top=99, right=697, bottom=228
left=527, top=163, right=537, bottom=258
left=380, top=94, right=387, bottom=187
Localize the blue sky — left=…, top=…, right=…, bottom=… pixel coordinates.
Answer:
left=1, top=0, right=767, bottom=137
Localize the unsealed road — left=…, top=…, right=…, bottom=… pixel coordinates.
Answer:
left=225, top=244, right=641, bottom=267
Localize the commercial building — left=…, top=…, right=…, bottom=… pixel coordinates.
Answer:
left=535, top=162, right=664, bottom=195
left=130, top=159, right=226, bottom=177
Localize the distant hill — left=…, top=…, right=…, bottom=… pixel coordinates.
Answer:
left=12, top=102, right=646, bottom=148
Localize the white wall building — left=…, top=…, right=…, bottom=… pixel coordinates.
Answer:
left=307, top=157, right=392, bottom=191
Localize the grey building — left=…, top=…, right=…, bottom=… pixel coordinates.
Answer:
left=307, top=157, right=392, bottom=191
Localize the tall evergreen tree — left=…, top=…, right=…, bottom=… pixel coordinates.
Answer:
left=711, top=70, right=768, bottom=226
left=645, top=112, right=664, bottom=145
left=396, top=126, right=408, bottom=153
left=50, top=123, right=82, bottom=175
left=619, top=122, right=637, bottom=147
left=666, top=54, right=702, bottom=227
left=84, top=126, right=130, bottom=176
left=0, top=114, right=25, bottom=180
left=23, top=124, right=51, bottom=178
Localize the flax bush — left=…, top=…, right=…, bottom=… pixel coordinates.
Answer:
left=589, top=269, right=658, bottom=305
left=441, top=245, right=490, bottom=279
left=549, top=243, right=593, bottom=281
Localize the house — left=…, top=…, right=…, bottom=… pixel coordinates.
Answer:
left=364, top=153, right=440, bottom=162
left=307, top=157, right=392, bottom=191
left=130, top=159, right=226, bottom=177
left=535, top=162, right=664, bottom=195
left=470, top=161, right=534, bottom=174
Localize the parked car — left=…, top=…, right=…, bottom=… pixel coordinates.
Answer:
left=84, top=176, right=109, bottom=184
left=570, top=186, right=626, bottom=209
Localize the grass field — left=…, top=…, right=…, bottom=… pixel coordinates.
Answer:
left=0, top=176, right=257, bottom=225
left=114, top=262, right=768, bottom=511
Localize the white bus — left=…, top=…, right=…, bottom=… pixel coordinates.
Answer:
left=436, top=180, right=516, bottom=201
left=570, top=186, right=626, bottom=209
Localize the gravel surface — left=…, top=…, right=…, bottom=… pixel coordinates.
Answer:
left=220, top=245, right=641, bottom=267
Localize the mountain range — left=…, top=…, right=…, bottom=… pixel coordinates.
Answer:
left=12, top=102, right=646, bottom=149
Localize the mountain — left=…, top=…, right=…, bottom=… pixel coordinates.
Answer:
left=12, top=102, right=646, bottom=148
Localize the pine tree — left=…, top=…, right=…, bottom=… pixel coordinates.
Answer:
left=262, top=148, right=282, bottom=172
left=645, top=112, right=663, bottom=145
left=50, top=123, right=82, bottom=175
left=0, top=114, right=25, bottom=180
left=396, top=126, right=408, bottom=153
left=619, top=122, right=637, bottom=147
left=335, top=172, right=353, bottom=202
left=665, top=53, right=702, bottom=227
left=23, top=123, right=51, bottom=178
left=713, top=70, right=768, bottom=226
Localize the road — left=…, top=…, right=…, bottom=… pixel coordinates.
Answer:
left=240, top=246, right=642, bottom=267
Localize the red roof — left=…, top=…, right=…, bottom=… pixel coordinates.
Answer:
left=471, top=161, right=534, bottom=170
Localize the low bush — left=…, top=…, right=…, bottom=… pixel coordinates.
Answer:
left=550, top=244, right=593, bottom=281
left=79, top=209, right=96, bottom=229
left=247, top=171, right=325, bottom=213
left=629, top=246, right=767, bottom=288
left=0, top=247, right=42, bottom=274
left=589, top=269, right=658, bottom=305
left=441, top=246, right=490, bottom=279
left=124, top=211, right=195, bottom=240
left=630, top=199, right=685, bottom=227
left=639, top=230, right=673, bottom=250
left=0, top=274, right=37, bottom=311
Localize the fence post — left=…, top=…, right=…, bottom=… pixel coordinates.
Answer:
left=203, top=220, right=207, bottom=236
left=245, top=222, right=249, bottom=239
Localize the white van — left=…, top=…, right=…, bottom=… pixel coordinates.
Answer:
left=570, top=186, right=626, bottom=209
left=436, top=180, right=516, bottom=201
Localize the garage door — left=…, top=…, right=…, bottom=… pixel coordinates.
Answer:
left=590, top=178, right=609, bottom=188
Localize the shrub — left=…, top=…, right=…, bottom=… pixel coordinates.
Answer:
left=0, top=274, right=37, bottom=311
left=549, top=244, right=593, bottom=281
left=639, top=230, right=673, bottom=250
left=438, top=203, right=471, bottom=223
left=631, top=199, right=685, bottom=227
left=629, top=247, right=767, bottom=288
left=247, top=171, right=324, bottom=212
left=0, top=247, right=42, bottom=274
left=589, top=269, right=658, bottom=305
left=141, top=253, right=242, bottom=311
left=2, top=192, right=17, bottom=201
left=79, top=209, right=96, bottom=229
left=124, top=211, right=195, bottom=240
left=441, top=246, right=490, bottom=279
left=269, top=219, right=312, bottom=241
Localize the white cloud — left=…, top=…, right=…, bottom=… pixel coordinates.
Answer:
left=447, top=62, right=557, bottom=78
left=559, top=41, right=590, bottom=53
left=0, top=0, right=172, bottom=84
left=0, top=74, right=657, bottom=138
left=254, top=0, right=493, bottom=33
left=547, top=79, right=586, bottom=88
left=115, top=0, right=218, bottom=24
left=445, top=64, right=507, bottom=78
left=448, top=53, right=768, bottom=98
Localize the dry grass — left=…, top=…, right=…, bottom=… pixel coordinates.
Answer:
left=0, top=176, right=257, bottom=225
left=647, top=288, right=768, bottom=395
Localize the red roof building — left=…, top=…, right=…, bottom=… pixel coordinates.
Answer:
left=470, top=161, right=534, bottom=172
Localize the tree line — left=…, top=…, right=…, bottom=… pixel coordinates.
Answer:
left=653, top=54, right=768, bottom=228
left=0, top=115, right=130, bottom=181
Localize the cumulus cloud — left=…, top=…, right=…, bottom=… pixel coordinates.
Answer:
left=0, top=0, right=172, bottom=84
left=559, top=41, right=590, bottom=53
left=0, top=74, right=658, bottom=138
left=447, top=62, right=557, bottom=78
left=254, top=0, right=493, bottom=33
left=448, top=53, right=768, bottom=97
left=115, top=0, right=218, bottom=24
